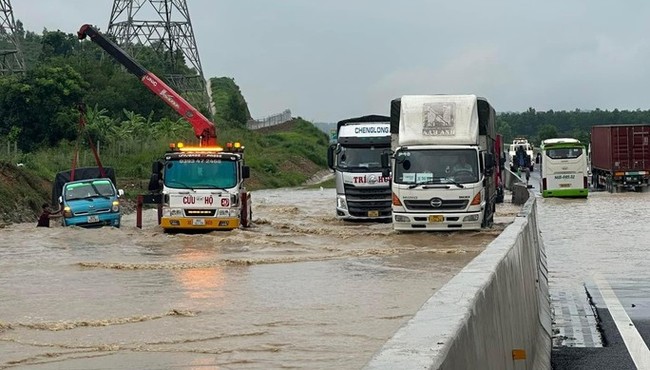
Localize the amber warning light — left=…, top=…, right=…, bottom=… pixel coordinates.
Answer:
left=169, top=142, right=224, bottom=152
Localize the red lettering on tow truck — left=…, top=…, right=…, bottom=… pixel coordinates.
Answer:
left=204, top=196, right=214, bottom=205
left=183, top=195, right=195, bottom=204
left=221, top=198, right=229, bottom=207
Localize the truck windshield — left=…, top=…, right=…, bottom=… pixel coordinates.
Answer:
left=393, top=149, right=479, bottom=185
left=64, top=180, right=115, bottom=201
left=337, top=146, right=386, bottom=171
left=164, top=159, right=237, bottom=189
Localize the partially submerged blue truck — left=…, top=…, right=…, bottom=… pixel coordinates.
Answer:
left=52, top=167, right=124, bottom=228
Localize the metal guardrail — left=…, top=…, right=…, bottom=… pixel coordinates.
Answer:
left=247, top=109, right=292, bottom=130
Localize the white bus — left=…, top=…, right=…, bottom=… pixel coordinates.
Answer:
left=540, top=138, right=588, bottom=198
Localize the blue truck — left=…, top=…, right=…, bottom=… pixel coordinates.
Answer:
left=53, top=167, right=124, bottom=228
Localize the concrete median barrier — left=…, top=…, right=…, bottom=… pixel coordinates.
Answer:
left=365, top=192, right=551, bottom=370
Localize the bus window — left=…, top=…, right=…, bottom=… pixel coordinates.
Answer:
left=546, top=148, right=582, bottom=160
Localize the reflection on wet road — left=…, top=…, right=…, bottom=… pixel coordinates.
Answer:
left=0, top=188, right=514, bottom=369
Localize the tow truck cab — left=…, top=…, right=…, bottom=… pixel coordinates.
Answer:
left=148, top=143, right=251, bottom=231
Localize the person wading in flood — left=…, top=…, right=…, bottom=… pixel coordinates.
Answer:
left=37, top=203, right=62, bottom=227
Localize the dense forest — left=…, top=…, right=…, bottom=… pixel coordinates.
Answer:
left=496, top=107, right=650, bottom=146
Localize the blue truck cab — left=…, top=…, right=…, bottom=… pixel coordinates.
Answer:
left=59, top=178, right=124, bottom=228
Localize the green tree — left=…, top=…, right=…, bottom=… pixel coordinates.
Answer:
left=538, top=124, right=558, bottom=142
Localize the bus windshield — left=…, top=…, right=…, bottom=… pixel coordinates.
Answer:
left=164, top=159, right=237, bottom=189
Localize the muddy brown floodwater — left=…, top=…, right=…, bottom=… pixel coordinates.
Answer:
left=0, top=187, right=517, bottom=369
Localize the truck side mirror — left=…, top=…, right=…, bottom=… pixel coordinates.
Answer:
left=484, top=153, right=495, bottom=176
left=118, top=189, right=125, bottom=197
left=327, top=144, right=336, bottom=170
left=381, top=152, right=391, bottom=178
left=148, top=173, right=161, bottom=192
left=58, top=196, right=63, bottom=204
left=151, top=160, right=163, bottom=176
left=485, top=153, right=495, bottom=169
left=380, top=152, right=390, bottom=168
left=242, top=166, right=251, bottom=179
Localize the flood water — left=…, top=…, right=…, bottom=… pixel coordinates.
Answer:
left=537, top=186, right=650, bottom=347
left=0, top=187, right=515, bottom=369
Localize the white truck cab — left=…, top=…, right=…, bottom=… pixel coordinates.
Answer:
left=327, top=115, right=392, bottom=220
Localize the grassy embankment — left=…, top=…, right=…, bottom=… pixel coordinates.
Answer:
left=0, top=78, right=333, bottom=224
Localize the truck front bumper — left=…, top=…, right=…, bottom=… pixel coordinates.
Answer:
left=160, top=217, right=240, bottom=230
left=392, top=211, right=483, bottom=231
left=64, top=214, right=121, bottom=228
left=542, top=188, right=588, bottom=198
left=336, top=207, right=391, bottom=221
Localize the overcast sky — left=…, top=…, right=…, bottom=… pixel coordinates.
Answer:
left=11, top=1, right=650, bottom=122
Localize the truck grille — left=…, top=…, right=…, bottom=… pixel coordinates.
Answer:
left=343, top=184, right=392, bottom=217
left=74, top=208, right=110, bottom=216
left=404, top=199, right=469, bottom=211
left=184, top=209, right=216, bottom=217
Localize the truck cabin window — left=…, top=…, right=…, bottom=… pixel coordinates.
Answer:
left=164, top=159, right=237, bottom=189
left=337, top=146, right=384, bottom=170
left=394, top=149, right=479, bottom=185
left=64, top=180, right=115, bottom=201
left=546, top=148, right=583, bottom=160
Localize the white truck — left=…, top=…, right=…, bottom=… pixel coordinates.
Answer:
left=327, top=115, right=392, bottom=220
left=383, top=95, right=498, bottom=231
left=508, top=137, right=535, bottom=172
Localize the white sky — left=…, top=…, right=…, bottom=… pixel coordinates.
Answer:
left=12, top=0, right=650, bottom=122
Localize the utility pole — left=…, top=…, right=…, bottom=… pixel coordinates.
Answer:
left=107, top=0, right=213, bottom=117
left=0, top=0, right=25, bottom=75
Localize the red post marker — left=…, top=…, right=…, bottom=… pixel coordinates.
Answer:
left=136, top=195, right=143, bottom=229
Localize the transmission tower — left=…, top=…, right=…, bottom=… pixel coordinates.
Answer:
left=0, top=0, right=25, bottom=75
left=107, top=0, right=213, bottom=116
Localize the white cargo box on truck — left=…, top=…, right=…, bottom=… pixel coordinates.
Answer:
left=397, top=95, right=480, bottom=146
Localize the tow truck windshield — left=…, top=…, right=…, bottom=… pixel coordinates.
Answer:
left=394, top=149, right=480, bottom=185
left=164, top=159, right=237, bottom=189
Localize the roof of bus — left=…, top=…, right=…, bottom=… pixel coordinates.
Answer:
left=542, top=138, right=581, bottom=145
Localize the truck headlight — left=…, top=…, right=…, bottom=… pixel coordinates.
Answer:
left=394, top=215, right=410, bottom=222
left=463, top=214, right=480, bottom=222
left=111, top=201, right=120, bottom=212
left=336, top=195, right=347, bottom=210
left=63, top=206, right=72, bottom=218
left=163, top=208, right=183, bottom=217
left=229, top=209, right=240, bottom=217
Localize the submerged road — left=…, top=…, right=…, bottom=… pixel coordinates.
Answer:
left=528, top=167, right=650, bottom=369
left=0, top=187, right=518, bottom=369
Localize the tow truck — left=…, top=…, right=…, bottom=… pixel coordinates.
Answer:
left=78, top=24, right=252, bottom=231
